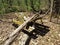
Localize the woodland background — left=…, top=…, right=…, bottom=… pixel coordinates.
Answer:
left=0, top=0, right=50, bottom=14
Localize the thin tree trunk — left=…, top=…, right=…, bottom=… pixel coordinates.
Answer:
left=50, top=0, right=54, bottom=21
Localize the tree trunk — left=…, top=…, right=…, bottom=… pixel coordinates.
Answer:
left=50, top=0, right=54, bottom=21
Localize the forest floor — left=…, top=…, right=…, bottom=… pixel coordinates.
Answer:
left=0, top=12, right=60, bottom=45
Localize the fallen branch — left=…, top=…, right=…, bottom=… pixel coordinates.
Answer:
left=4, top=35, right=17, bottom=45
left=4, top=14, right=36, bottom=45
left=4, top=12, right=48, bottom=45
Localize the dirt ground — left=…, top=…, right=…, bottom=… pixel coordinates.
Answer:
left=0, top=12, right=60, bottom=45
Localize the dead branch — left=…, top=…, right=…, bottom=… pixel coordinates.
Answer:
left=4, top=12, right=48, bottom=45
left=4, top=35, right=17, bottom=45
left=4, top=14, right=36, bottom=45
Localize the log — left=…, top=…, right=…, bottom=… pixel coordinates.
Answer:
left=9, top=15, right=35, bottom=37
left=9, top=12, right=46, bottom=38
left=4, top=35, right=17, bottom=45
left=4, top=14, right=36, bottom=45
left=4, top=12, right=48, bottom=45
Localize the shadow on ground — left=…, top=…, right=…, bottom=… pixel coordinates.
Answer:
left=22, top=22, right=50, bottom=45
